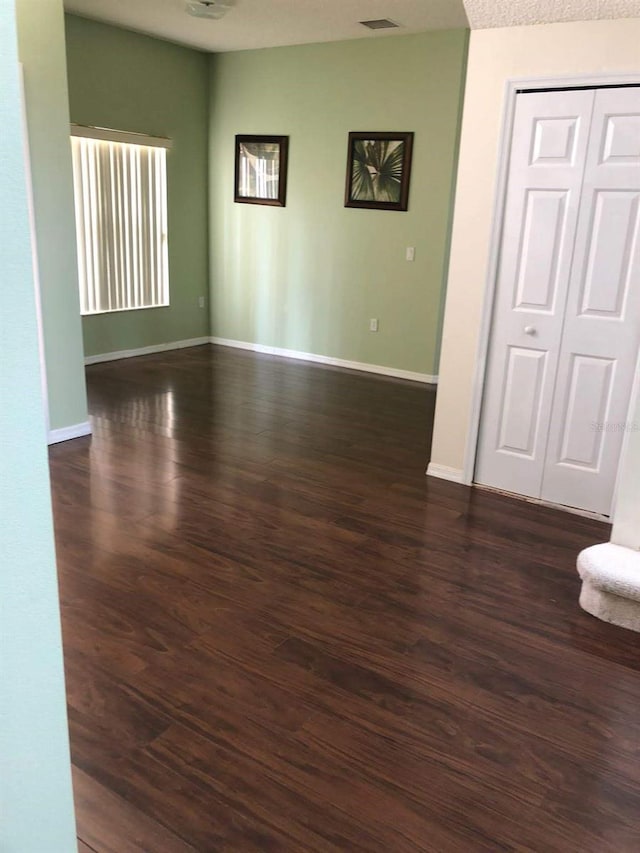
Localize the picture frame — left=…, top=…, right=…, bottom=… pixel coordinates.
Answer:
left=234, top=135, right=289, bottom=207
left=344, top=131, right=414, bottom=211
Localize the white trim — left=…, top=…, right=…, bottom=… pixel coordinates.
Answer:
left=426, top=463, right=465, bottom=484
left=463, top=72, right=640, bottom=492
left=70, top=124, right=172, bottom=149
left=81, top=302, right=170, bottom=318
left=84, top=337, right=210, bottom=366
left=47, top=421, right=91, bottom=445
left=509, top=71, right=640, bottom=90
left=209, top=337, right=438, bottom=384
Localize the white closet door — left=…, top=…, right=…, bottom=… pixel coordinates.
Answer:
left=541, top=87, right=640, bottom=515
left=475, top=90, right=595, bottom=498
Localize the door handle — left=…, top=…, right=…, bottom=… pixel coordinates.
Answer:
left=524, top=326, right=537, bottom=336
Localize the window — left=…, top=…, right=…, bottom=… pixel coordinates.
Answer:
left=70, top=126, right=170, bottom=315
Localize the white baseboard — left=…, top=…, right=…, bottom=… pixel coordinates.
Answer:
left=48, top=421, right=92, bottom=445
left=209, top=337, right=438, bottom=385
left=426, top=462, right=466, bottom=484
left=84, top=337, right=210, bottom=366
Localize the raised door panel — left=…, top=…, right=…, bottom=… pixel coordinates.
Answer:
left=515, top=191, right=568, bottom=313
left=475, top=89, right=595, bottom=498
left=601, top=114, right=640, bottom=164
left=557, top=355, right=615, bottom=469
left=497, top=348, right=548, bottom=456
left=579, top=190, right=639, bottom=318
left=531, top=117, right=579, bottom=164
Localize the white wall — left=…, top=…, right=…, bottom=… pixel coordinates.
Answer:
left=430, top=18, right=640, bottom=480
left=0, top=1, right=77, bottom=850
left=16, top=0, right=89, bottom=432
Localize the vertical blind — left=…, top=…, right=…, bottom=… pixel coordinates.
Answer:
left=71, top=134, right=169, bottom=315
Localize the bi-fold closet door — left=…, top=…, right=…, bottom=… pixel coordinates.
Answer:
left=476, top=86, right=640, bottom=516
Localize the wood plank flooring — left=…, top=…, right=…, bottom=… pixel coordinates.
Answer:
left=49, top=344, right=640, bottom=852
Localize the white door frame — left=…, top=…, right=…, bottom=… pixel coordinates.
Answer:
left=462, top=71, right=640, bottom=516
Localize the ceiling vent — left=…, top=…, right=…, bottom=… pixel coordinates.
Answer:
left=360, top=19, right=400, bottom=30
left=185, top=0, right=234, bottom=20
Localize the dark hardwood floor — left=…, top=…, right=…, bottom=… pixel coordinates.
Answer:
left=49, top=344, right=640, bottom=852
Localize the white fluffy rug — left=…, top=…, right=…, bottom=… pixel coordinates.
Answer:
left=577, top=543, right=640, bottom=633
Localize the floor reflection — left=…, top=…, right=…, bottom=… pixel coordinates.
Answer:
left=89, top=387, right=180, bottom=534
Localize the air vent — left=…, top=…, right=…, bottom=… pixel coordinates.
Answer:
left=360, top=19, right=400, bottom=30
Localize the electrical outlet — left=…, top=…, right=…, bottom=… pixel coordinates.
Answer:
left=406, top=247, right=415, bottom=262
left=369, top=318, right=379, bottom=332
left=198, top=296, right=205, bottom=308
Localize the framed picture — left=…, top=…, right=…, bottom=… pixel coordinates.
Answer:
left=235, top=135, right=289, bottom=206
left=344, top=131, right=414, bottom=211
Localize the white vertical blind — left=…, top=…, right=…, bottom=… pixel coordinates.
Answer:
left=71, top=136, right=169, bottom=315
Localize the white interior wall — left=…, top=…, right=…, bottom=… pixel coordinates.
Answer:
left=1, top=1, right=77, bottom=849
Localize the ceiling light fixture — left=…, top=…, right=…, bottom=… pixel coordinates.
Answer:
left=185, top=0, right=234, bottom=20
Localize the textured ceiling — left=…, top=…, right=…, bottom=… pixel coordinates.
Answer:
left=464, top=0, right=640, bottom=29
left=63, top=0, right=469, bottom=53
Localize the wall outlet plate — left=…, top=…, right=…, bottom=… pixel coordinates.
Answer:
left=369, top=318, right=379, bottom=332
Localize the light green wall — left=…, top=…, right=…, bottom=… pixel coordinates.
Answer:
left=65, top=14, right=210, bottom=358
left=0, top=3, right=77, bottom=850
left=16, top=0, right=88, bottom=431
left=63, top=23, right=467, bottom=373
left=209, top=30, right=468, bottom=376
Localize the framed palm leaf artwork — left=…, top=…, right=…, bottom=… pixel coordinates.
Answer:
left=344, top=132, right=414, bottom=211
left=235, top=135, right=289, bottom=206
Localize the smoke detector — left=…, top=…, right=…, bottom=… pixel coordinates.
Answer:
left=186, top=0, right=234, bottom=19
